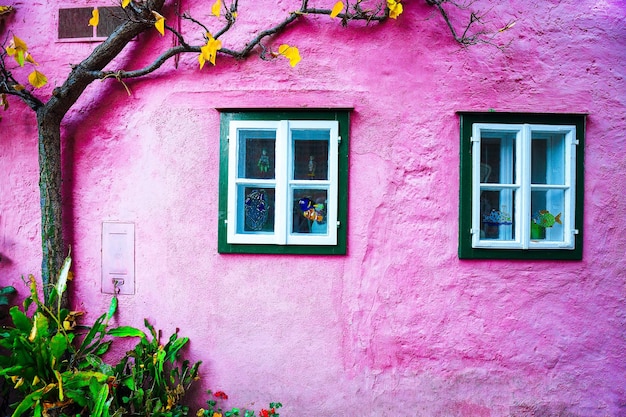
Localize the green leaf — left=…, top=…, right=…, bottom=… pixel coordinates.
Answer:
left=95, top=340, right=112, bottom=355
left=34, top=313, right=49, bottom=340
left=50, top=332, right=69, bottom=362
left=107, top=326, right=145, bottom=338
left=106, top=297, right=118, bottom=321
left=0, top=285, right=16, bottom=295
left=77, top=313, right=106, bottom=352
left=11, top=386, right=46, bottom=417
left=9, top=306, right=32, bottom=332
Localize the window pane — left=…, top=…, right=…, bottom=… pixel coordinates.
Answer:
left=480, top=132, right=516, bottom=184
left=237, top=129, right=276, bottom=179
left=292, top=189, right=328, bottom=235
left=96, top=7, right=124, bottom=38
left=532, top=131, right=566, bottom=185
left=480, top=189, right=515, bottom=240
left=292, top=129, right=330, bottom=180
left=531, top=189, right=565, bottom=242
left=59, top=8, right=93, bottom=39
left=238, top=187, right=275, bottom=233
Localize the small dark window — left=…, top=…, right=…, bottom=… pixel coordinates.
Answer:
left=58, top=6, right=123, bottom=41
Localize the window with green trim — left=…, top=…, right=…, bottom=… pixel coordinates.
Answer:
left=459, top=113, right=585, bottom=260
left=218, top=110, right=349, bottom=254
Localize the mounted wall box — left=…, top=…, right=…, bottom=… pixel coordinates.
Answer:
left=102, top=222, right=135, bottom=295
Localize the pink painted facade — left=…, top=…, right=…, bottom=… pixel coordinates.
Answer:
left=1, top=0, right=626, bottom=415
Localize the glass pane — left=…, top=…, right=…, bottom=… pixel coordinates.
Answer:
left=59, top=8, right=93, bottom=39
left=531, top=189, right=565, bottom=242
left=237, top=129, right=276, bottom=179
left=292, top=189, right=328, bottom=235
left=480, top=189, right=515, bottom=240
left=292, top=129, right=330, bottom=180
left=480, top=132, right=516, bottom=184
left=96, top=7, right=124, bottom=37
left=532, top=131, right=566, bottom=185
left=237, top=187, right=275, bottom=233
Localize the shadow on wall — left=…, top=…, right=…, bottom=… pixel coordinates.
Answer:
left=510, top=403, right=584, bottom=417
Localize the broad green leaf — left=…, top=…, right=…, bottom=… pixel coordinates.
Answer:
left=11, top=384, right=50, bottom=417
left=50, top=332, right=68, bottom=362
left=121, top=375, right=136, bottom=390
left=107, top=326, right=146, bottom=338
left=95, top=340, right=112, bottom=355
left=165, top=337, right=188, bottom=363
left=106, top=296, right=118, bottom=321
left=28, top=70, right=47, bottom=88
left=29, top=313, right=49, bottom=342
left=91, top=381, right=110, bottom=417
left=89, top=8, right=99, bottom=27
left=330, top=1, right=344, bottom=18
left=0, top=285, right=16, bottom=295
left=10, top=306, right=32, bottom=332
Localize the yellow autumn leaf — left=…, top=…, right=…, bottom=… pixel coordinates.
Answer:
left=24, top=53, right=38, bottom=66
left=28, top=317, right=38, bottom=341
left=12, top=84, right=25, bottom=91
left=211, top=0, right=221, bottom=17
left=0, top=94, right=8, bottom=111
left=387, top=0, right=403, bottom=19
left=0, top=5, right=14, bottom=16
left=152, top=11, right=165, bottom=36
left=121, top=0, right=131, bottom=8
left=330, top=1, right=344, bottom=18
left=198, top=34, right=222, bottom=69
left=89, top=8, right=99, bottom=27
left=6, top=35, right=28, bottom=67
left=278, top=44, right=301, bottom=67
left=28, top=69, right=48, bottom=88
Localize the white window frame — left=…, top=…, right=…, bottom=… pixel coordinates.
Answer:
left=226, top=120, right=339, bottom=246
left=471, top=123, right=578, bottom=250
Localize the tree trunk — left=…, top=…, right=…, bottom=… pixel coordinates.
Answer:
left=37, top=108, right=66, bottom=306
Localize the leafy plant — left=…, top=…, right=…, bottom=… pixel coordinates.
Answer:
left=196, top=390, right=282, bottom=417
left=0, top=253, right=123, bottom=417
left=111, top=321, right=201, bottom=417
left=1, top=254, right=278, bottom=417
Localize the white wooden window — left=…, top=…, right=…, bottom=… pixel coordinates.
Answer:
left=226, top=120, right=339, bottom=246
left=471, top=123, right=578, bottom=250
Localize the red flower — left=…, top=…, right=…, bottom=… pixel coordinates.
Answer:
left=259, top=410, right=269, bottom=417
left=214, top=391, right=228, bottom=400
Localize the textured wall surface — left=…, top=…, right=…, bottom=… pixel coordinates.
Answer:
left=1, top=0, right=625, bottom=415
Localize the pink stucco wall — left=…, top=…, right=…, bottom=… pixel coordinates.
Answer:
left=2, top=0, right=626, bottom=415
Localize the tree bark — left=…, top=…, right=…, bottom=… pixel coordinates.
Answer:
left=37, top=108, right=65, bottom=304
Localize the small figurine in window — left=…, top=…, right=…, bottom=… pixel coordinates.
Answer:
left=258, top=148, right=270, bottom=174
left=307, top=155, right=316, bottom=178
